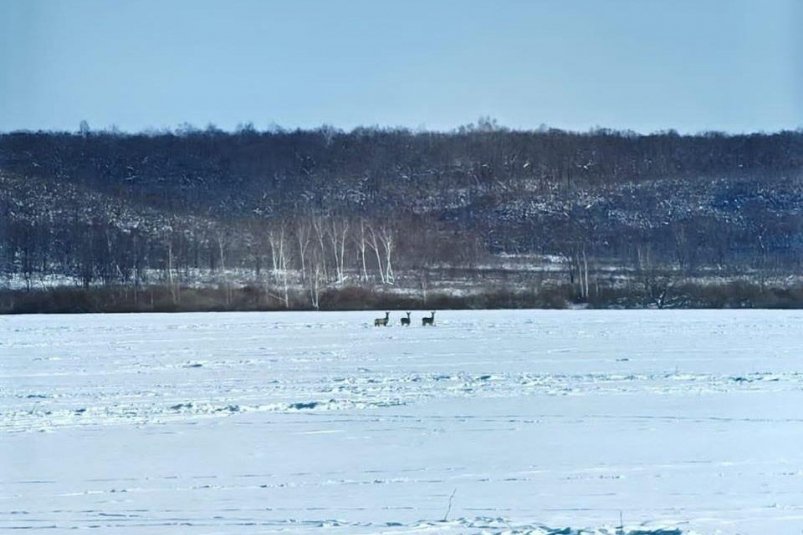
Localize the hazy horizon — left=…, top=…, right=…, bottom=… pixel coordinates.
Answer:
left=3, top=120, right=803, bottom=137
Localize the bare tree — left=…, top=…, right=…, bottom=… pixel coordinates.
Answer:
left=294, top=218, right=312, bottom=283
left=267, top=223, right=290, bottom=307
left=375, top=224, right=396, bottom=284
left=215, top=229, right=232, bottom=305
left=327, top=217, right=350, bottom=283
left=353, top=218, right=370, bottom=282
left=571, top=245, right=590, bottom=301
left=215, top=230, right=228, bottom=273
left=366, top=222, right=386, bottom=284
left=311, top=212, right=329, bottom=282
left=636, top=244, right=679, bottom=308
left=306, top=246, right=324, bottom=310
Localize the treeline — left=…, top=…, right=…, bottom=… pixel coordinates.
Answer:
left=1, top=123, right=801, bottom=310
left=3, top=280, right=802, bottom=314
left=4, top=123, right=802, bottom=204
left=0, top=175, right=484, bottom=307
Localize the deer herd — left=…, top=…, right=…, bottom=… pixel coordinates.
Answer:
left=374, top=311, right=436, bottom=327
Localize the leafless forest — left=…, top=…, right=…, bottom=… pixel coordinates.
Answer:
left=1, top=122, right=801, bottom=312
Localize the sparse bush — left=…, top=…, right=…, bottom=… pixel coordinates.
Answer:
left=1, top=281, right=800, bottom=314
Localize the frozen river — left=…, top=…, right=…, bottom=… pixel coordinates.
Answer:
left=2, top=310, right=802, bottom=534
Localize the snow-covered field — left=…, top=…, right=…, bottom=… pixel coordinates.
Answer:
left=1, top=310, right=802, bottom=534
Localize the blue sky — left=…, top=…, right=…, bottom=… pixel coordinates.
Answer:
left=1, top=0, right=801, bottom=133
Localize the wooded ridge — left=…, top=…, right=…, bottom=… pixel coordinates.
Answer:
left=1, top=124, right=801, bottom=311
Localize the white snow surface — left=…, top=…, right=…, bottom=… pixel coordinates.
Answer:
left=1, top=310, right=802, bottom=534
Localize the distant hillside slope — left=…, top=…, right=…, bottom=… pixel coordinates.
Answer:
left=1, top=126, right=801, bottom=309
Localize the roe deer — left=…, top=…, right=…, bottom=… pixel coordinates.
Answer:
left=400, top=312, right=411, bottom=326
left=374, top=312, right=390, bottom=326
left=422, top=311, right=435, bottom=326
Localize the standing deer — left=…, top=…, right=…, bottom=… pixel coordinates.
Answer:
left=422, top=311, right=435, bottom=326
left=374, top=312, right=390, bottom=327
left=400, top=312, right=411, bottom=326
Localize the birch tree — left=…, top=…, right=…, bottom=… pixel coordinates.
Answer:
left=353, top=218, right=369, bottom=282
left=294, top=218, right=312, bottom=283
left=366, top=222, right=385, bottom=284
left=267, top=223, right=290, bottom=307
left=327, top=217, right=349, bottom=283
left=367, top=223, right=395, bottom=284
left=311, top=212, right=329, bottom=282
